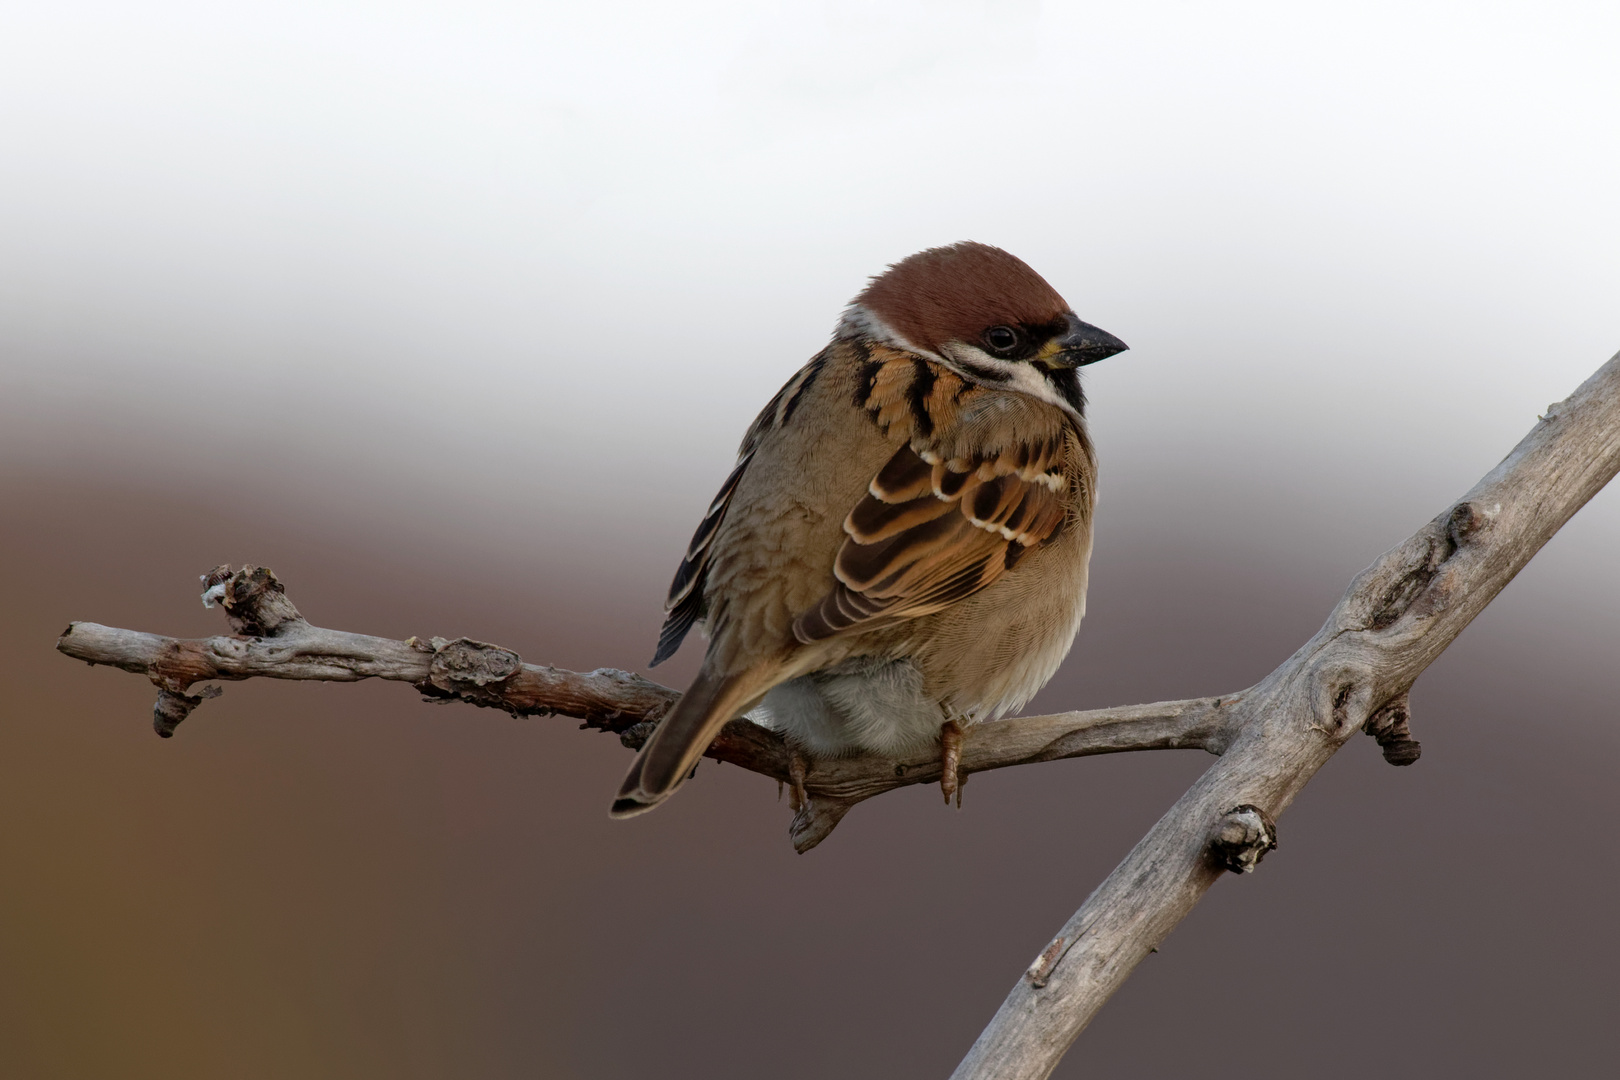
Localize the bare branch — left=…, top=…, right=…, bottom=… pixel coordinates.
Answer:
left=56, top=565, right=1228, bottom=851
left=54, top=350, right=1620, bottom=1078
left=950, top=348, right=1620, bottom=1080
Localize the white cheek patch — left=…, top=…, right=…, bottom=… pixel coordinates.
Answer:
left=938, top=343, right=1082, bottom=418
left=835, top=309, right=1080, bottom=419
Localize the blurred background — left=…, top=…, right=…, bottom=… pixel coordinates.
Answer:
left=3, top=2, right=1618, bottom=1076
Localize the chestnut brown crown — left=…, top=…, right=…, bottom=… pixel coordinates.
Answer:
left=854, top=241, right=1072, bottom=355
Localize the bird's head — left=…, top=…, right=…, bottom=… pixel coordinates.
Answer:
left=837, top=241, right=1127, bottom=415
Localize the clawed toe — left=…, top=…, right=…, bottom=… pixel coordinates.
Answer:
left=788, top=746, right=808, bottom=812
left=940, top=720, right=963, bottom=808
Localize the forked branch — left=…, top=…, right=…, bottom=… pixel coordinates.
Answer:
left=951, top=348, right=1620, bottom=1079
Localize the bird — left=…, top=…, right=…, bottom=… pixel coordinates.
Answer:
left=611, top=241, right=1126, bottom=818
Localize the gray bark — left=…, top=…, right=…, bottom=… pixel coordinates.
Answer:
left=951, top=349, right=1620, bottom=1079
left=55, top=574, right=1226, bottom=851
left=54, top=350, right=1620, bottom=1079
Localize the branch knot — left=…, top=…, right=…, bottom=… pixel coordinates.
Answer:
left=200, top=565, right=306, bottom=636
left=1209, top=804, right=1278, bottom=874
left=153, top=685, right=223, bottom=738
left=1364, top=693, right=1421, bottom=766
left=427, top=637, right=523, bottom=688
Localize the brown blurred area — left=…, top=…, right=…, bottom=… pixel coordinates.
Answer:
left=2, top=434, right=1618, bottom=1079
left=4, top=2, right=1618, bottom=1073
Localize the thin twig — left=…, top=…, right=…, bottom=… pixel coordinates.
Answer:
left=56, top=568, right=1228, bottom=852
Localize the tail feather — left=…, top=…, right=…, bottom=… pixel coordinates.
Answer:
left=610, top=666, right=765, bottom=818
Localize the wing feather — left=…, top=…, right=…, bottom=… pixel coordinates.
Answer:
left=651, top=451, right=754, bottom=666
left=793, top=432, right=1073, bottom=644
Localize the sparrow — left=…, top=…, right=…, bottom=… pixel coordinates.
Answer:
left=611, top=241, right=1126, bottom=818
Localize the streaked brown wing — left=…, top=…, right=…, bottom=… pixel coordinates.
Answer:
left=649, top=352, right=831, bottom=665
left=792, top=439, right=1069, bottom=643
left=648, top=354, right=829, bottom=663
left=650, top=450, right=753, bottom=666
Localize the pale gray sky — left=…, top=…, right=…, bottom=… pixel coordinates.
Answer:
left=3, top=1, right=1617, bottom=574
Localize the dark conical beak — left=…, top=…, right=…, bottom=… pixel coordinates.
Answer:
left=1051, top=312, right=1128, bottom=367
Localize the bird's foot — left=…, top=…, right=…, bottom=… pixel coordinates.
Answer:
left=788, top=746, right=808, bottom=813
left=940, top=720, right=964, bottom=808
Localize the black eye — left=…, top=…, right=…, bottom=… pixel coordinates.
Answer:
left=985, top=326, right=1019, bottom=353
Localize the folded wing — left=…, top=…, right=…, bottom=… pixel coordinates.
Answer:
left=650, top=450, right=753, bottom=666
left=793, top=437, right=1070, bottom=642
